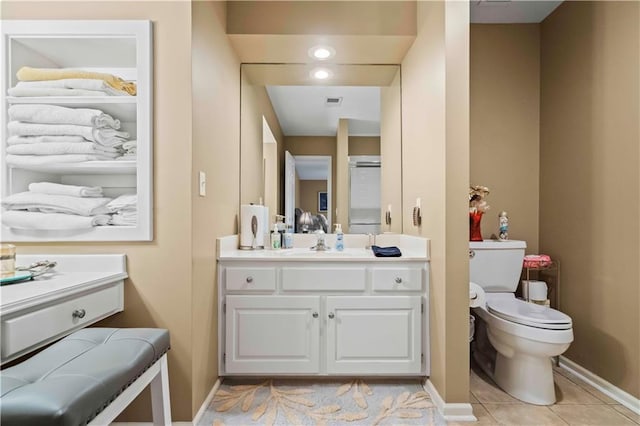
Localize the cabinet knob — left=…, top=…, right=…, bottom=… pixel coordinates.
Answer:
left=328, top=312, right=335, bottom=319
left=246, top=276, right=253, bottom=283
left=72, top=309, right=86, bottom=319
left=312, top=312, right=318, bottom=318
left=395, top=277, right=403, bottom=284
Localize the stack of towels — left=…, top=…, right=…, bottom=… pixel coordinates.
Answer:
left=107, top=194, right=137, bottom=226
left=119, top=140, right=137, bottom=160
left=6, top=104, right=130, bottom=165
left=8, top=66, right=136, bottom=97
left=1, top=182, right=112, bottom=230
left=1, top=182, right=139, bottom=230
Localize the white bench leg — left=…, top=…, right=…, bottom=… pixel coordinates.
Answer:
left=150, top=354, right=172, bottom=426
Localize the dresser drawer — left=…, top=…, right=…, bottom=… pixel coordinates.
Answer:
left=282, top=267, right=366, bottom=291
left=1, top=284, right=122, bottom=359
left=226, top=267, right=276, bottom=291
left=372, top=267, right=422, bottom=292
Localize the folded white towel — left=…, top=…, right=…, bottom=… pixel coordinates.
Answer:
left=122, top=140, right=137, bottom=150
left=6, top=154, right=118, bottom=166
left=28, top=182, right=103, bottom=198
left=7, top=135, right=87, bottom=145
left=7, top=121, right=129, bottom=147
left=107, top=194, right=137, bottom=213
left=9, top=104, right=120, bottom=129
left=7, top=142, right=121, bottom=156
left=110, top=211, right=137, bottom=226
left=116, top=154, right=137, bottom=161
left=7, top=87, right=112, bottom=97
left=2, top=191, right=112, bottom=216
left=2, top=210, right=110, bottom=230
left=10, top=79, right=129, bottom=96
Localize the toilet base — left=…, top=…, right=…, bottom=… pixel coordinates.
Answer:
left=494, top=352, right=556, bottom=405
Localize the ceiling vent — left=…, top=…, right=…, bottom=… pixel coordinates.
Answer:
left=325, top=97, right=343, bottom=107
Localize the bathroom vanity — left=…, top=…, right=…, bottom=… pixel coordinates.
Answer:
left=217, top=235, right=430, bottom=377
left=0, top=254, right=127, bottom=364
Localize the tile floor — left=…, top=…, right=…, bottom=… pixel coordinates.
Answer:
left=453, top=361, right=640, bottom=425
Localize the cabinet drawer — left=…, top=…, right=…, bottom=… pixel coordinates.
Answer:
left=372, top=267, right=422, bottom=292
left=1, top=284, right=122, bottom=359
left=226, top=267, right=276, bottom=291
left=282, top=267, right=365, bottom=291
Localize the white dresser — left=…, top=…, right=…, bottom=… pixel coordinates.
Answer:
left=217, top=235, right=430, bottom=377
left=0, top=254, right=127, bottom=364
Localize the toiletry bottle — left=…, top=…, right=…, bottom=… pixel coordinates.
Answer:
left=271, top=224, right=281, bottom=249
left=498, top=211, right=509, bottom=241
left=335, top=224, right=344, bottom=251
left=283, top=226, right=293, bottom=249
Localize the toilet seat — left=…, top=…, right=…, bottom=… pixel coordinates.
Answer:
left=487, top=298, right=572, bottom=330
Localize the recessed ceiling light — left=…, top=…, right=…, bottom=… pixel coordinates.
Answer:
left=309, top=45, right=335, bottom=60
left=311, top=68, right=332, bottom=80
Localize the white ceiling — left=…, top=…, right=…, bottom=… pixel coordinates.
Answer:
left=266, top=85, right=381, bottom=137
left=471, top=0, right=563, bottom=23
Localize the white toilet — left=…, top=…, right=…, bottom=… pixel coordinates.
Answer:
left=469, top=240, right=573, bottom=405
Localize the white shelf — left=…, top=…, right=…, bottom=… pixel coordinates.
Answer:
left=8, top=160, right=136, bottom=175
left=1, top=20, right=153, bottom=242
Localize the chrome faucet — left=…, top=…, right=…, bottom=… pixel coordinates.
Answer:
left=311, top=229, right=330, bottom=251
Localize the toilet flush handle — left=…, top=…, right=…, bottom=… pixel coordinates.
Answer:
left=469, top=250, right=475, bottom=259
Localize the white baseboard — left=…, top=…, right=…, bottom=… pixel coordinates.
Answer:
left=559, top=356, right=640, bottom=415
left=192, top=378, right=222, bottom=425
left=114, top=377, right=222, bottom=426
left=423, top=379, right=476, bottom=422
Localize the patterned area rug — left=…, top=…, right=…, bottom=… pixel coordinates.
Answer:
left=198, top=378, right=446, bottom=426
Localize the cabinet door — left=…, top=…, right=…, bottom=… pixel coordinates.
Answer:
left=225, top=296, right=320, bottom=374
left=326, top=296, right=422, bottom=375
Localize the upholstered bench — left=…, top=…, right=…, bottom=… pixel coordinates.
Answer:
left=0, top=328, right=171, bottom=426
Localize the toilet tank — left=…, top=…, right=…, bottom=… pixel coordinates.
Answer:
left=469, top=240, right=526, bottom=292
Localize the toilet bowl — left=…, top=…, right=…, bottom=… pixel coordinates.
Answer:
left=473, top=293, right=573, bottom=405
left=469, top=240, right=573, bottom=405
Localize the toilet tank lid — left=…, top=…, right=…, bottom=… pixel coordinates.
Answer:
left=469, top=240, right=526, bottom=250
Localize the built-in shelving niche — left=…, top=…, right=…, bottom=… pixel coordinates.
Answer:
left=1, top=20, right=152, bottom=241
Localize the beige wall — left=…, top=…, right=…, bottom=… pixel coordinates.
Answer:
left=336, top=119, right=349, bottom=226
left=348, top=136, right=380, bottom=156
left=401, top=0, right=469, bottom=402
left=540, top=1, right=640, bottom=398
left=470, top=24, right=540, bottom=252
left=298, top=180, right=327, bottom=216
left=285, top=136, right=337, bottom=222
left=191, top=0, right=240, bottom=417
left=2, top=1, right=195, bottom=420
left=380, top=69, right=403, bottom=233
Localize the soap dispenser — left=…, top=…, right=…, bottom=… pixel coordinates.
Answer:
left=271, top=224, right=281, bottom=249
left=334, top=224, right=344, bottom=251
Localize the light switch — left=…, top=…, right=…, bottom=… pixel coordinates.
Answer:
left=199, top=171, right=206, bottom=197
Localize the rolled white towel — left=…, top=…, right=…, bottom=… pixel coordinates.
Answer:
left=7, top=142, right=121, bottom=157
left=122, top=140, right=137, bottom=150
left=7, top=121, right=129, bottom=147
left=6, top=154, right=119, bottom=166
left=2, top=191, right=111, bottom=216
left=9, top=79, right=129, bottom=96
left=2, top=210, right=110, bottom=230
left=28, top=182, right=103, bottom=198
left=9, top=104, right=120, bottom=129
left=106, top=194, right=137, bottom=212
left=7, top=135, right=87, bottom=145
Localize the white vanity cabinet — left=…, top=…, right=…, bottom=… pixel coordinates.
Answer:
left=1, top=20, right=152, bottom=241
left=218, top=256, right=430, bottom=377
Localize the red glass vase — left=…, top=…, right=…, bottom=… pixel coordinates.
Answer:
left=469, top=212, right=483, bottom=241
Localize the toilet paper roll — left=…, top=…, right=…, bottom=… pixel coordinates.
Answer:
left=469, top=281, right=486, bottom=308
left=240, top=204, right=266, bottom=249
left=528, top=280, right=548, bottom=302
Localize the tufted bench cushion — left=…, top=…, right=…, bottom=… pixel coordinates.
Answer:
left=0, top=328, right=170, bottom=426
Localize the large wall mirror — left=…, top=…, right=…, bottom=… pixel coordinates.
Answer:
left=240, top=64, right=402, bottom=234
